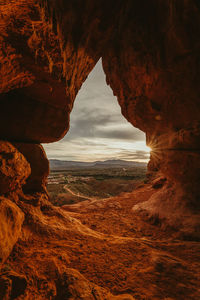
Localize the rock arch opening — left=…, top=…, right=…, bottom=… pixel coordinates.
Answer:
left=44, top=60, right=150, bottom=162
left=0, top=1, right=200, bottom=298
left=44, top=60, right=150, bottom=205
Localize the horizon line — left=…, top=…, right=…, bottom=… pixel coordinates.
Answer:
left=49, top=158, right=148, bottom=163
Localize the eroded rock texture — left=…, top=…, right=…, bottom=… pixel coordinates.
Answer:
left=0, top=141, right=31, bottom=194
left=0, top=0, right=121, bottom=143
left=0, top=0, right=200, bottom=299
left=102, top=1, right=200, bottom=223
left=0, top=198, right=24, bottom=264
left=13, top=143, right=49, bottom=193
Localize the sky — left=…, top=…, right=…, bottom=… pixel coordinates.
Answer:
left=43, top=60, right=150, bottom=162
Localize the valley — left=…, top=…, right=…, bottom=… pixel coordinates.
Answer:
left=47, top=160, right=147, bottom=206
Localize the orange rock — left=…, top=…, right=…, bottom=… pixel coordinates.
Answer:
left=0, top=141, right=31, bottom=194
left=0, top=1, right=200, bottom=298
left=0, top=197, right=24, bottom=264
left=13, top=143, right=49, bottom=193
left=56, top=268, right=135, bottom=299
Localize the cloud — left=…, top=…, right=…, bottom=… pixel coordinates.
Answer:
left=95, top=128, right=144, bottom=141
left=117, top=150, right=150, bottom=160
left=65, top=105, right=144, bottom=142
left=44, top=138, right=150, bottom=162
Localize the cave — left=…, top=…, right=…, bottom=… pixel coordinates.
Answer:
left=43, top=59, right=149, bottom=163
left=44, top=59, right=149, bottom=206
left=0, top=1, right=200, bottom=299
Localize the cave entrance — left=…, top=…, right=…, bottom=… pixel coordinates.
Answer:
left=43, top=60, right=150, bottom=206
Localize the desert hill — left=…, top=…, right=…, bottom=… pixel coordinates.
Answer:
left=49, top=159, right=146, bottom=170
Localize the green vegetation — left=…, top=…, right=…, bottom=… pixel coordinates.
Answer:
left=47, top=166, right=147, bottom=206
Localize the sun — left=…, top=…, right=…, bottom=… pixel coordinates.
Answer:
left=142, top=144, right=152, bottom=153
left=136, top=141, right=152, bottom=153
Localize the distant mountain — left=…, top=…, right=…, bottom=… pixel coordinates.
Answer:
left=49, top=159, right=147, bottom=170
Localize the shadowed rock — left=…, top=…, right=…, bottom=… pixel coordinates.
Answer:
left=0, top=0, right=200, bottom=298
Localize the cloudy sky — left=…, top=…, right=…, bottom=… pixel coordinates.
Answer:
left=43, top=60, right=150, bottom=162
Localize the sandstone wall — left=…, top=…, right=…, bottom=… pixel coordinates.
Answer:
left=0, top=1, right=200, bottom=297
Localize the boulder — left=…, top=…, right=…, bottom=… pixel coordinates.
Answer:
left=0, top=141, right=31, bottom=194
left=0, top=198, right=24, bottom=264
left=14, top=143, right=49, bottom=193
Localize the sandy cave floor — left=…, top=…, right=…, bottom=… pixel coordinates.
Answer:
left=3, top=184, right=200, bottom=299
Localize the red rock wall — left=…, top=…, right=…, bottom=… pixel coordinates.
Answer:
left=0, top=0, right=122, bottom=143
left=102, top=0, right=200, bottom=212
left=0, top=0, right=199, bottom=226
left=0, top=0, right=200, bottom=298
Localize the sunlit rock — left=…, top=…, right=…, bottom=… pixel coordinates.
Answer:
left=0, top=198, right=24, bottom=264
left=0, top=141, right=31, bottom=193
left=14, top=143, right=49, bottom=193
left=0, top=0, right=200, bottom=298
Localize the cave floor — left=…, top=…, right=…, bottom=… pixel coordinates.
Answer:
left=3, top=184, right=200, bottom=299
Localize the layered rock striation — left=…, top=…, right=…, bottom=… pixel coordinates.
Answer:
left=0, top=0, right=200, bottom=298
